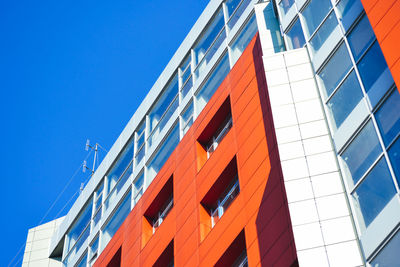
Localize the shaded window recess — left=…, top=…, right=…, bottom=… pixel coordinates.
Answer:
left=154, top=240, right=174, bottom=267
left=197, top=97, right=233, bottom=170
left=106, top=246, right=121, bottom=267
left=144, top=176, right=173, bottom=234
left=215, top=230, right=248, bottom=267
left=201, top=157, right=240, bottom=228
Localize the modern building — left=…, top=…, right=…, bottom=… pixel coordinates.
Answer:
left=22, top=0, right=400, bottom=266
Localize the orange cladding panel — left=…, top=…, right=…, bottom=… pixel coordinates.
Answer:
left=93, top=34, right=297, bottom=267
left=361, top=0, right=400, bottom=92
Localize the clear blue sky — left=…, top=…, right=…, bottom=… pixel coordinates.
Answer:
left=0, top=1, right=208, bottom=266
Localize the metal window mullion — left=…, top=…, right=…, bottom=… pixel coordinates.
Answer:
left=307, top=8, right=335, bottom=41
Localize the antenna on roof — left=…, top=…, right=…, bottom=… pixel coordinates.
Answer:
left=83, top=139, right=104, bottom=175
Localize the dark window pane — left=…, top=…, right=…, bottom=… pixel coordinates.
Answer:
left=352, top=157, right=396, bottom=228
left=348, top=15, right=375, bottom=61
left=318, top=43, right=352, bottom=98
left=341, top=120, right=382, bottom=187
left=371, top=229, right=400, bottom=267
left=286, top=18, right=305, bottom=50
left=327, top=71, right=363, bottom=131
left=375, top=90, right=400, bottom=146
left=358, top=41, right=388, bottom=93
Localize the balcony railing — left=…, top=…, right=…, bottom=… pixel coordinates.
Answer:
left=211, top=179, right=239, bottom=227
left=206, top=116, right=233, bottom=158
left=153, top=197, right=174, bottom=233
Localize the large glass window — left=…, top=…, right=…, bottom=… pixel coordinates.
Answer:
left=230, top=15, right=258, bottom=65
left=134, top=172, right=144, bottom=204
left=302, top=0, right=332, bottom=38
left=181, top=102, right=194, bottom=136
left=309, top=12, right=338, bottom=55
left=326, top=71, right=363, bottom=131
left=341, top=120, right=382, bottom=187
left=371, top=229, right=400, bottom=267
left=357, top=41, right=389, bottom=93
left=147, top=123, right=180, bottom=183
left=317, top=43, right=352, bottom=98
left=352, top=157, right=396, bottom=228
left=388, top=137, right=400, bottom=181
left=278, top=0, right=295, bottom=16
left=337, top=0, right=363, bottom=31
left=375, top=90, right=400, bottom=146
left=106, top=140, right=134, bottom=196
left=193, top=8, right=225, bottom=68
left=148, top=74, right=179, bottom=132
left=347, top=15, right=375, bottom=62
left=226, top=0, right=243, bottom=18
left=196, top=54, right=230, bottom=114
left=286, top=18, right=305, bottom=50
left=65, top=200, right=93, bottom=254
left=135, top=121, right=146, bottom=166
left=101, top=190, right=132, bottom=251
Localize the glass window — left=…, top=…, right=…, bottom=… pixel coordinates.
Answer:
left=302, top=0, right=332, bottom=38
left=357, top=41, right=389, bottom=93
left=371, top=229, right=400, bottom=267
left=341, top=120, right=382, bottom=187
left=337, top=0, right=363, bottom=31
left=147, top=123, right=180, bottom=183
left=309, top=12, right=338, bottom=55
left=375, top=90, right=400, bottom=146
left=101, top=190, right=132, bottom=251
left=226, top=0, right=242, bottom=18
left=76, top=252, right=88, bottom=267
left=317, top=43, right=352, bottom=98
left=106, top=140, right=134, bottom=196
left=181, top=102, right=194, bottom=136
left=227, top=0, right=252, bottom=30
left=326, top=71, right=363, bottom=131
left=149, top=74, right=179, bottom=131
left=134, top=172, right=144, bottom=204
left=286, top=18, right=305, bottom=50
left=65, top=199, right=93, bottom=253
left=196, top=54, right=230, bottom=114
left=89, top=236, right=99, bottom=265
left=348, top=15, right=375, bottom=61
left=105, top=162, right=132, bottom=211
left=278, top=0, right=295, bottom=16
left=388, top=137, right=400, bottom=181
left=211, top=178, right=240, bottom=227
left=193, top=8, right=225, bottom=66
left=352, top=157, right=396, bottom=228
left=230, top=15, right=258, bottom=65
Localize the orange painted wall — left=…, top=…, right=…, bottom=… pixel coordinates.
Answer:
left=361, top=0, right=400, bottom=92
left=93, top=35, right=297, bottom=267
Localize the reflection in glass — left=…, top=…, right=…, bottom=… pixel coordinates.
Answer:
left=309, top=12, right=338, bottom=55
left=375, top=90, right=400, bottom=146
left=196, top=54, right=230, bottom=114
left=352, top=157, right=396, bottom=228
left=341, top=121, right=382, bottom=187
left=230, top=15, right=258, bottom=65
left=348, top=15, right=375, bottom=61
left=317, top=43, right=352, bottom=98
left=302, top=0, right=332, bottom=37
left=181, top=102, right=194, bottom=136
left=226, top=0, right=242, bottom=18
left=278, top=0, right=295, bottom=16
left=147, top=123, right=180, bottom=183
left=327, top=71, right=363, bottom=131
left=101, top=190, right=132, bottom=251
left=358, top=41, right=388, bottom=93
left=371, top=229, right=400, bottom=267
left=286, top=18, right=305, bottom=50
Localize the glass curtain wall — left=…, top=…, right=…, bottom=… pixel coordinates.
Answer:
left=275, top=0, right=400, bottom=261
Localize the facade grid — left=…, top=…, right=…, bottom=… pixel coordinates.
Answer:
left=22, top=0, right=400, bottom=266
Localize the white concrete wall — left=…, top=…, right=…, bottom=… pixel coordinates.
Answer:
left=23, top=217, right=64, bottom=267
left=255, top=2, right=364, bottom=266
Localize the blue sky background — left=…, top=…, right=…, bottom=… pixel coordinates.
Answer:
left=0, top=1, right=209, bottom=265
